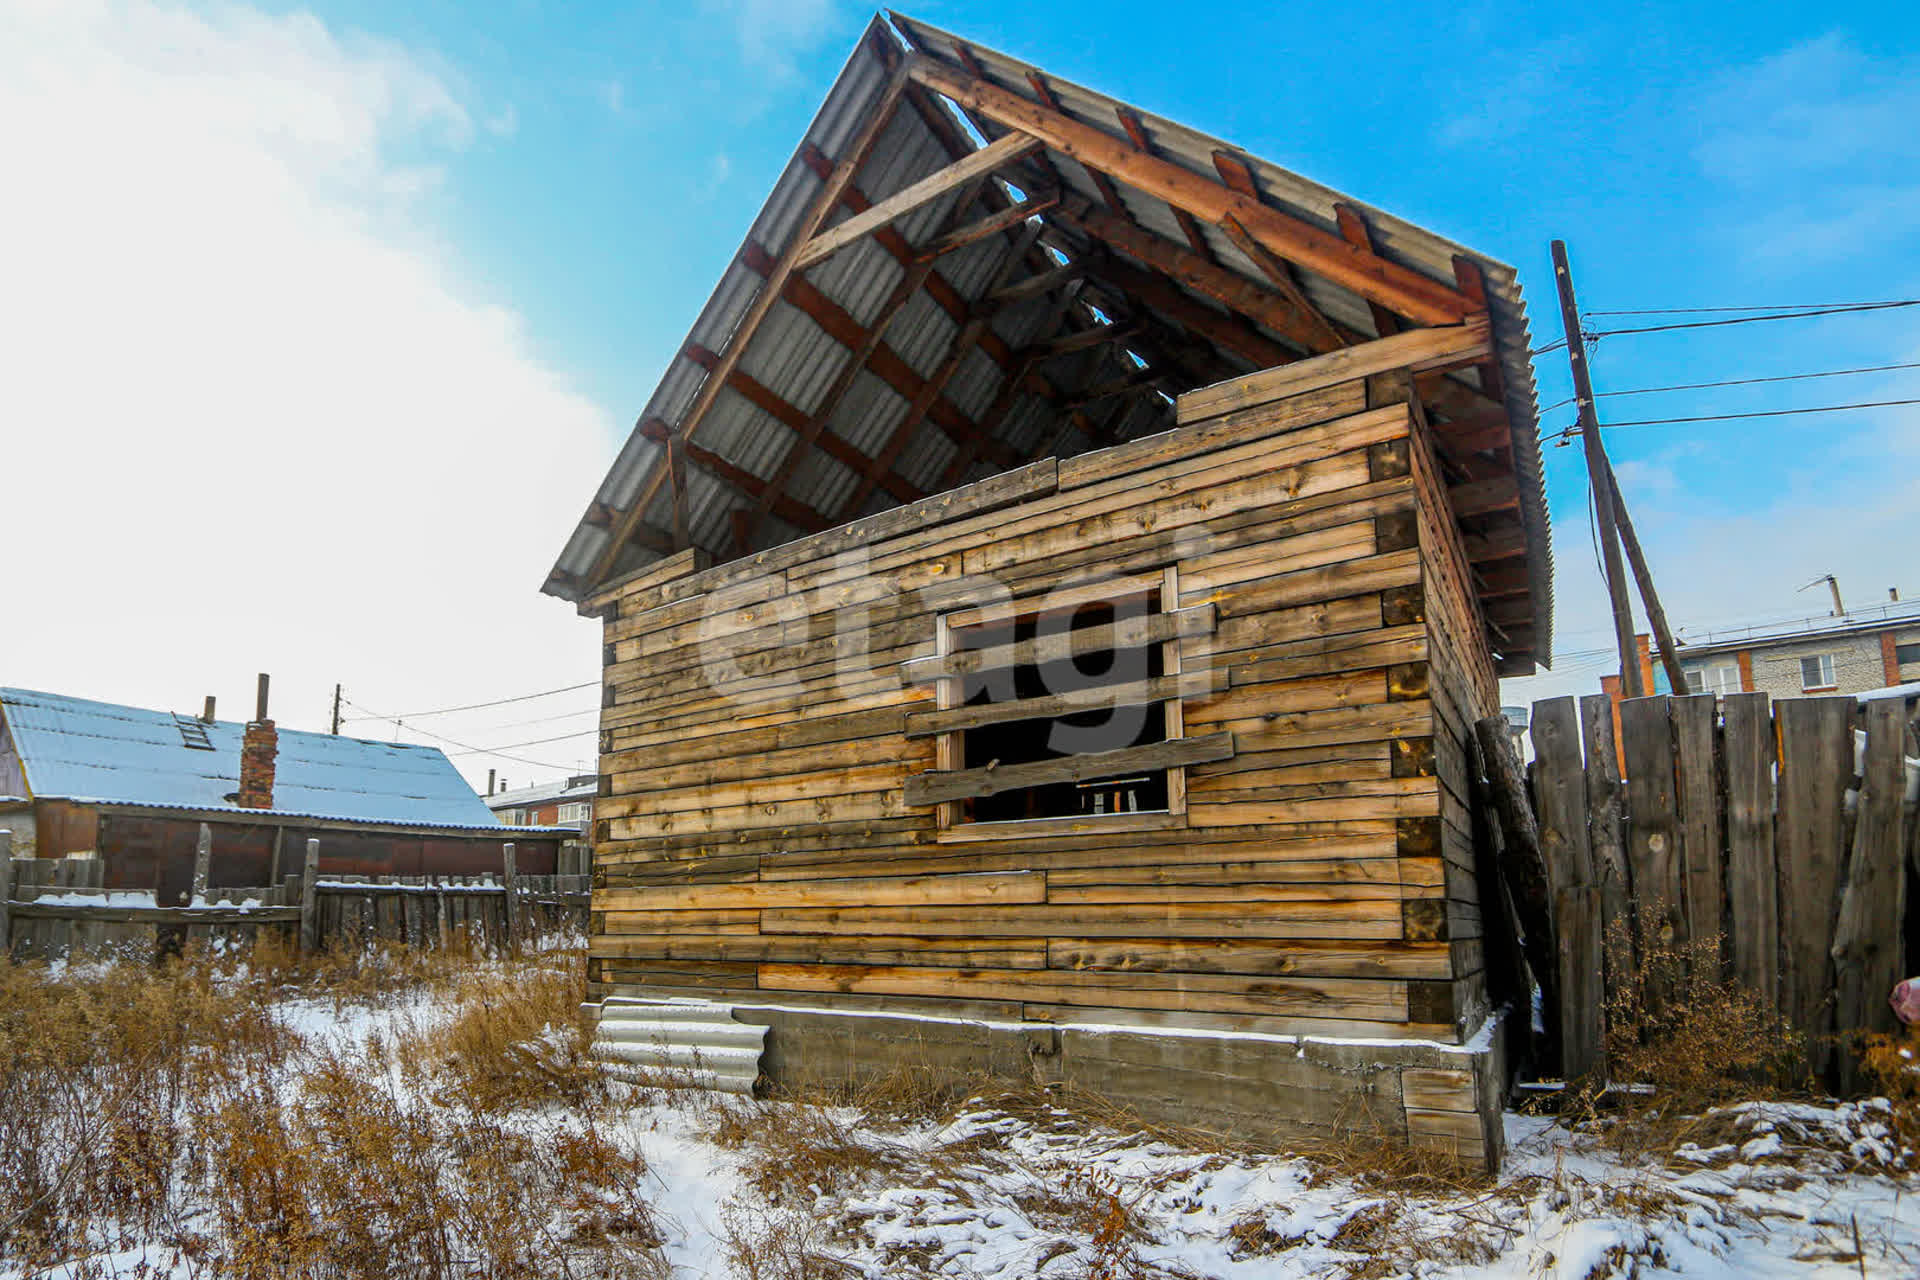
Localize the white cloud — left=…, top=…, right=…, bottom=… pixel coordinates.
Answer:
left=0, top=0, right=612, bottom=784
left=1694, top=34, right=1920, bottom=262
left=700, top=0, right=844, bottom=80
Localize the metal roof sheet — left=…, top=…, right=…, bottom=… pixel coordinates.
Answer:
left=548, top=12, right=1553, bottom=666
left=0, top=687, right=504, bottom=829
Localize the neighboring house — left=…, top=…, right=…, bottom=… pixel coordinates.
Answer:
left=1599, top=600, right=1920, bottom=705
left=541, top=16, right=1555, bottom=1165
left=487, top=775, right=597, bottom=831
left=1675, top=600, right=1920, bottom=700
left=0, top=686, right=571, bottom=901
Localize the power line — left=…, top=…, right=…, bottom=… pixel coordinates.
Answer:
left=1539, top=359, right=1920, bottom=413
left=1604, top=398, right=1920, bottom=429
left=341, top=698, right=589, bottom=771
left=340, top=680, right=599, bottom=723
left=1586, top=299, right=1920, bottom=316
left=1543, top=396, right=1920, bottom=444
left=1587, top=299, right=1920, bottom=340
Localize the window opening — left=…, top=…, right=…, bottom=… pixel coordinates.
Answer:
left=952, top=591, right=1169, bottom=823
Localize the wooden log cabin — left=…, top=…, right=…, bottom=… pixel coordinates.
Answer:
left=545, top=15, right=1552, bottom=1165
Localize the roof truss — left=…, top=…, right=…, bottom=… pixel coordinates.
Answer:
left=557, top=18, right=1547, bottom=670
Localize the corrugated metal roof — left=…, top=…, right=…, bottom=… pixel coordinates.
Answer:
left=548, top=12, right=1553, bottom=667
left=0, top=688, right=505, bottom=829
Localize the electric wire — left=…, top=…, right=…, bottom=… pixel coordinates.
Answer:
left=1585, top=299, right=1920, bottom=339
left=1586, top=299, right=1920, bottom=316
left=1537, top=360, right=1920, bottom=414
left=340, top=681, right=598, bottom=723
left=1541, top=397, right=1920, bottom=445
left=341, top=698, right=591, bottom=771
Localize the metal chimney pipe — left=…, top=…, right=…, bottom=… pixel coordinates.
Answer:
left=255, top=673, right=271, bottom=722
left=202, top=696, right=216, bottom=724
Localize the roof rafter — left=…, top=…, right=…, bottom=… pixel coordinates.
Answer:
left=794, top=130, right=1044, bottom=270
left=906, top=56, right=1474, bottom=326
left=584, top=48, right=914, bottom=587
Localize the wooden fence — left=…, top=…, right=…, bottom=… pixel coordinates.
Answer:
left=0, top=828, right=591, bottom=961
left=1498, top=692, right=1915, bottom=1090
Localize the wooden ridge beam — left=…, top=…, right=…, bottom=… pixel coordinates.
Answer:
left=909, top=57, right=1475, bottom=326
left=1055, top=202, right=1327, bottom=360
left=586, top=54, right=912, bottom=587
left=990, top=259, right=1083, bottom=306
left=1085, top=254, right=1294, bottom=370
left=915, top=193, right=1058, bottom=261
left=794, top=130, right=1043, bottom=270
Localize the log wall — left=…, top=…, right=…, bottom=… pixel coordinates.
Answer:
left=587, top=351, right=1504, bottom=1055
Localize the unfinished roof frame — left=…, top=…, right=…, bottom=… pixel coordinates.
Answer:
left=549, top=13, right=1551, bottom=673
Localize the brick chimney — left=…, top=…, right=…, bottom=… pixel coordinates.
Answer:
left=237, top=673, right=277, bottom=810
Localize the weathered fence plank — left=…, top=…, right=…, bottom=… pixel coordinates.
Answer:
left=1579, top=693, right=1632, bottom=976
left=1722, top=692, right=1778, bottom=1006
left=1775, top=695, right=1855, bottom=1076
left=1671, top=694, right=1724, bottom=965
left=1832, top=699, right=1909, bottom=1092
left=1619, top=697, right=1684, bottom=950
left=0, top=832, right=13, bottom=956
left=299, top=838, right=322, bottom=953
left=1530, top=697, right=1604, bottom=1079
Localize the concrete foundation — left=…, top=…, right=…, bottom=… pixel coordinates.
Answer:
left=589, top=993, right=1507, bottom=1170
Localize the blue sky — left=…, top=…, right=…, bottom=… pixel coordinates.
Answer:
left=2, top=0, right=1917, bottom=782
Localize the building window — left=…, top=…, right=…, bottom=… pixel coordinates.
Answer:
left=557, top=802, right=592, bottom=824
left=1684, top=663, right=1740, bottom=695
left=1800, top=653, right=1837, bottom=691
left=1896, top=642, right=1920, bottom=667
left=900, top=570, right=1231, bottom=832
left=498, top=809, right=525, bottom=826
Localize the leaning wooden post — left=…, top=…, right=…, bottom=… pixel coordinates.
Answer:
left=298, top=838, right=321, bottom=954
left=0, top=829, right=14, bottom=958
left=501, top=842, right=521, bottom=951
left=1474, top=714, right=1562, bottom=1072
left=192, top=822, right=212, bottom=905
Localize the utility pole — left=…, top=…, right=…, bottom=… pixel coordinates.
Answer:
left=331, top=683, right=343, bottom=735
left=1599, top=453, right=1689, bottom=695
left=1551, top=240, right=1644, bottom=698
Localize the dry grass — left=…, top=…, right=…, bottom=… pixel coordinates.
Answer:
left=0, top=939, right=667, bottom=1279
left=1573, top=908, right=1806, bottom=1157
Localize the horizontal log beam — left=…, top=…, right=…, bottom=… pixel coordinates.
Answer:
left=905, top=731, right=1237, bottom=806
left=904, top=604, right=1216, bottom=682
left=905, top=669, right=1226, bottom=738
left=909, top=58, right=1474, bottom=325
left=795, top=130, right=1042, bottom=270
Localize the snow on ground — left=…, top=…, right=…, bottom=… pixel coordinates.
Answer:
left=7, top=975, right=1916, bottom=1280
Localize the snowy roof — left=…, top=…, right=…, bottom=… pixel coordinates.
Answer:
left=0, top=687, right=505, bottom=829
left=487, top=777, right=598, bottom=809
